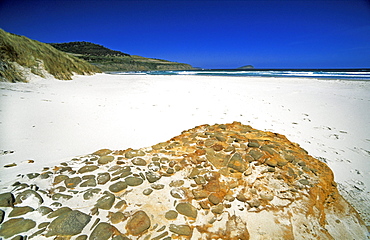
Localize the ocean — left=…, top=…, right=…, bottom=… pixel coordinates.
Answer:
left=115, top=69, right=370, bottom=81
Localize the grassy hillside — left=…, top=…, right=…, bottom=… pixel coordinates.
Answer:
left=50, top=41, right=194, bottom=72
left=0, top=29, right=101, bottom=83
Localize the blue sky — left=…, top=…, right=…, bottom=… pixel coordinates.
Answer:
left=1, top=0, right=370, bottom=69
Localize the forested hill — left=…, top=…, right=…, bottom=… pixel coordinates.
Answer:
left=49, top=41, right=194, bottom=72
left=50, top=42, right=130, bottom=57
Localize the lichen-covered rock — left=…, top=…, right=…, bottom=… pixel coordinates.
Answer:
left=0, top=218, right=36, bottom=238
left=0, top=122, right=367, bottom=240
left=45, top=210, right=91, bottom=237
left=126, top=210, right=150, bottom=235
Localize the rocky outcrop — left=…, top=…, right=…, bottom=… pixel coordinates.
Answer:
left=0, top=122, right=368, bottom=239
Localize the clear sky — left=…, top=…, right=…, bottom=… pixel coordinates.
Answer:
left=1, top=0, right=370, bottom=69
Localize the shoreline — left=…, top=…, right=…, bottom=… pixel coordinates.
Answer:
left=0, top=73, right=369, bottom=225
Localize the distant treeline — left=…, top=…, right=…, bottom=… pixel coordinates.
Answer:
left=50, top=41, right=130, bottom=57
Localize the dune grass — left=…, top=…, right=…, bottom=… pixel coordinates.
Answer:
left=0, top=29, right=101, bottom=82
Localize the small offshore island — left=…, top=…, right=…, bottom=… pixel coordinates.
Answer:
left=0, top=29, right=369, bottom=239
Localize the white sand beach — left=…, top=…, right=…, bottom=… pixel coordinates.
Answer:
left=0, top=73, right=369, bottom=225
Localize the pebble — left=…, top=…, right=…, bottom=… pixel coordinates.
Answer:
left=0, top=192, right=14, bottom=207
left=80, top=178, right=97, bottom=187
left=97, top=173, right=111, bottom=184
left=249, top=150, right=264, bottom=160
left=170, top=188, right=186, bottom=199
left=4, top=163, right=17, bottom=168
left=15, top=189, right=43, bottom=205
left=93, top=149, right=113, bottom=156
left=45, top=210, right=91, bottom=237
left=109, top=181, right=127, bottom=193
left=248, top=141, right=260, bottom=148
left=76, top=235, right=88, bottom=240
left=169, top=180, right=184, bottom=187
left=38, top=206, right=53, bottom=215
left=126, top=210, right=151, bottom=235
left=299, top=179, right=310, bottom=185
left=114, top=200, right=127, bottom=209
left=83, top=188, right=101, bottom=200
left=109, top=212, right=126, bottom=224
left=54, top=175, right=69, bottom=184
left=265, top=158, right=277, bottom=167
left=0, top=218, right=36, bottom=238
left=145, top=171, right=161, bottom=183
left=52, top=193, right=73, bottom=201
left=169, top=224, right=192, bottom=236
left=261, top=145, right=276, bottom=155
left=165, top=210, right=178, bottom=220
left=211, top=204, right=224, bottom=214
left=176, top=203, right=197, bottom=218
left=228, top=153, right=248, bottom=172
left=125, top=177, right=143, bottom=186
left=95, top=191, right=115, bottom=210
left=78, top=165, right=99, bottom=173
left=132, top=158, right=147, bottom=166
left=98, top=155, right=115, bottom=165
left=247, top=198, right=261, bottom=208
left=47, top=207, right=72, bottom=218
left=125, top=149, right=145, bottom=159
left=64, top=177, right=81, bottom=188
left=90, top=222, right=119, bottom=240
left=151, top=184, right=165, bottom=190
left=143, top=188, right=153, bottom=195
left=27, top=173, right=40, bottom=179
left=192, top=189, right=209, bottom=199
left=208, top=193, right=222, bottom=205
left=0, top=210, right=4, bottom=224
left=38, top=222, right=50, bottom=229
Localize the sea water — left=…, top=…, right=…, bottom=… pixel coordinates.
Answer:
left=115, top=69, right=370, bottom=81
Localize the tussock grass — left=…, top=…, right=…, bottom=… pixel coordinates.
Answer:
left=0, top=29, right=101, bottom=82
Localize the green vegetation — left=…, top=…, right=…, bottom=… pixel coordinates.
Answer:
left=0, top=29, right=101, bottom=83
left=50, top=41, right=194, bottom=72
left=50, top=42, right=130, bottom=57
